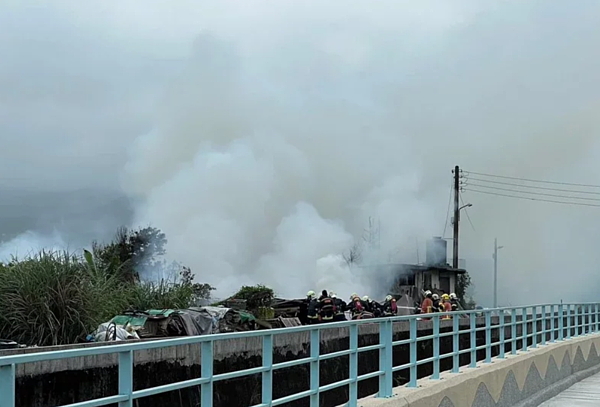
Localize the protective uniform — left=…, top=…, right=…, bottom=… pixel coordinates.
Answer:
left=318, top=292, right=336, bottom=322
left=441, top=294, right=452, bottom=319
left=369, top=297, right=384, bottom=317
left=450, top=293, right=459, bottom=312
left=432, top=293, right=443, bottom=313
left=331, top=293, right=347, bottom=322
left=421, top=290, right=434, bottom=314
left=349, top=294, right=366, bottom=318
left=306, top=291, right=319, bottom=324
left=382, top=295, right=398, bottom=316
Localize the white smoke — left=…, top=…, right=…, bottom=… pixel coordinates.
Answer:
left=5, top=1, right=600, bottom=305
left=120, top=31, right=440, bottom=298
left=0, top=230, right=68, bottom=261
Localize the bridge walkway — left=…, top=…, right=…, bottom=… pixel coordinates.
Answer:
left=538, top=370, right=600, bottom=407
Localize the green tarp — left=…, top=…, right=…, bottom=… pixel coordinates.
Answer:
left=111, top=309, right=175, bottom=327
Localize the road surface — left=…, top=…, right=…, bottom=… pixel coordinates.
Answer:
left=538, top=371, right=600, bottom=406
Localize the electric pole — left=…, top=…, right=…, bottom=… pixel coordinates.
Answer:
left=452, top=165, right=460, bottom=269
left=493, top=238, right=504, bottom=308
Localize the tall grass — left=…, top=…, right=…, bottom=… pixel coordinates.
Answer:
left=0, top=250, right=197, bottom=346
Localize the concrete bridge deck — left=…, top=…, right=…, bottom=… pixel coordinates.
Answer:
left=538, top=370, right=600, bottom=407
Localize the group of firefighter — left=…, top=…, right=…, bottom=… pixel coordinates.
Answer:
left=303, top=289, right=462, bottom=324
left=420, top=290, right=460, bottom=319
left=305, top=289, right=400, bottom=324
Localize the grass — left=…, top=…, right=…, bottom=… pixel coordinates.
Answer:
left=0, top=250, right=197, bottom=346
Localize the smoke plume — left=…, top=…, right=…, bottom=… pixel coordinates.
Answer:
left=4, top=1, right=600, bottom=304
left=120, top=1, right=600, bottom=301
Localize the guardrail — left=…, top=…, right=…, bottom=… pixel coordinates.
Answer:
left=0, top=303, right=598, bottom=407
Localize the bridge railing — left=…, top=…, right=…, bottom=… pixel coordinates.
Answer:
left=0, top=302, right=598, bottom=407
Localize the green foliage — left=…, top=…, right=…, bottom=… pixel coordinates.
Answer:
left=127, top=280, right=194, bottom=311
left=230, top=285, right=275, bottom=311
left=456, top=272, right=474, bottom=309
left=0, top=251, right=128, bottom=346
left=0, top=227, right=216, bottom=346
left=91, top=226, right=168, bottom=283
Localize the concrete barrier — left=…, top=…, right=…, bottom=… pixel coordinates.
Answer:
left=356, top=333, right=600, bottom=407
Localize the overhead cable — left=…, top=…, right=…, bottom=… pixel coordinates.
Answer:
left=464, top=170, right=600, bottom=189
left=463, top=188, right=600, bottom=208
left=464, top=183, right=600, bottom=202
left=442, top=181, right=453, bottom=238
left=464, top=177, right=600, bottom=195
left=459, top=192, right=476, bottom=232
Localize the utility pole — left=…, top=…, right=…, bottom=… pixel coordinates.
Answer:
left=493, top=238, right=503, bottom=308
left=452, top=165, right=460, bottom=269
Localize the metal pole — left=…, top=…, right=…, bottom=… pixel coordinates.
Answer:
left=493, top=238, right=498, bottom=308
left=453, top=165, right=460, bottom=269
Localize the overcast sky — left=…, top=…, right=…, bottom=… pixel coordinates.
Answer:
left=2, top=1, right=600, bottom=304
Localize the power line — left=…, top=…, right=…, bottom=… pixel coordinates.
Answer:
left=442, top=182, right=453, bottom=238
left=465, top=183, right=600, bottom=202
left=463, top=188, right=600, bottom=208
left=459, top=192, right=476, bottom=232
left=463, top=176, right=600, bottom=195
left=464, top=170, right=600, bottom=189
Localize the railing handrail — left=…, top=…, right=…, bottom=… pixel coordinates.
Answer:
left=0, top=302, right=591, bottom=366
left=1, top=302, right=598, bottom=407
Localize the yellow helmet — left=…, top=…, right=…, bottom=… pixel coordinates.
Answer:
left=442, top=294, right=450, bottom=301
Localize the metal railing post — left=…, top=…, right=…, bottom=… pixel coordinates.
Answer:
left=596, top=304, right=599, bottom=333
left=541, top=306, right=546, bottom=346
left=511, top=308, right=517, bottom=355
left=379, top=320, right=393, bottom=396
left=567, top=305, right=572, bottom=339
left=432, top=316, right=440, bottom=379
left=485, top=311, right=492, bottom=363
left=262, top=335, right=273, bottom=405
left=310, top=329, right=320, bottom=407
left=452, top=315, right=460, bottom=371
left=470, top=313, right=477, bottom=368
left=550, top=305, right=556, bottom=342
left=531, top=306, right=537, bottom=348
left=499, top=309, right=505, bottom=359
left=575, top=306, right=580, bottom=337
left=0, top=364, right=15, bottom=407
left=558, top=304, right=564, bottom=341
left=349, top=324, right=358, bottom=407
left=201, top=341, right=214, bottom=407
left=587, top=305, right=591, bottom=334
left=408, top=318, right=417, bottom=387
left=522, top=307, right=528, bottom=352
left=118, top=351, right=133, bottom=407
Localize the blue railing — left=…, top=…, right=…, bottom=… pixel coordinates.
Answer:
left=0, top=302, right=598, bottom=407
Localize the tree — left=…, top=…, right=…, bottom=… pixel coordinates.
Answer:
left=91, top=226, right=168, bottom=283
left=230, top=285, right=275, bottom=312
left=342, top=243, right=362, bottom=267
left=456, top=272, right=475, bottom=309
left=179, top=265, right=215, bottom=300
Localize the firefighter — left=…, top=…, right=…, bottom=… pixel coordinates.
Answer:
left=306, top=291, right=319, bottom=324
left=382, top=295, right=398, bottom=316
left=318, top=291, right=335, bottom=323
left=361, top=295, right=381, bottom=317
left=421, top=290, right=434, bottom=314
left=449, top=293, right=459, bottom=312
left=441, top=293, right=452, bottom=319
left=370, top=296, right=384, bottom=317
left=349, top=294, right=365, bottom=318
left=331, top=292, right=347, bottom=321
left=432, top=293, right=443, bottom=313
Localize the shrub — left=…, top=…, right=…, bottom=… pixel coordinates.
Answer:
left=0, top=249, right=208, bottom=346
left=229, top=285, right=275, bottom=312
left=0, top=251, right=127, bottom=346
